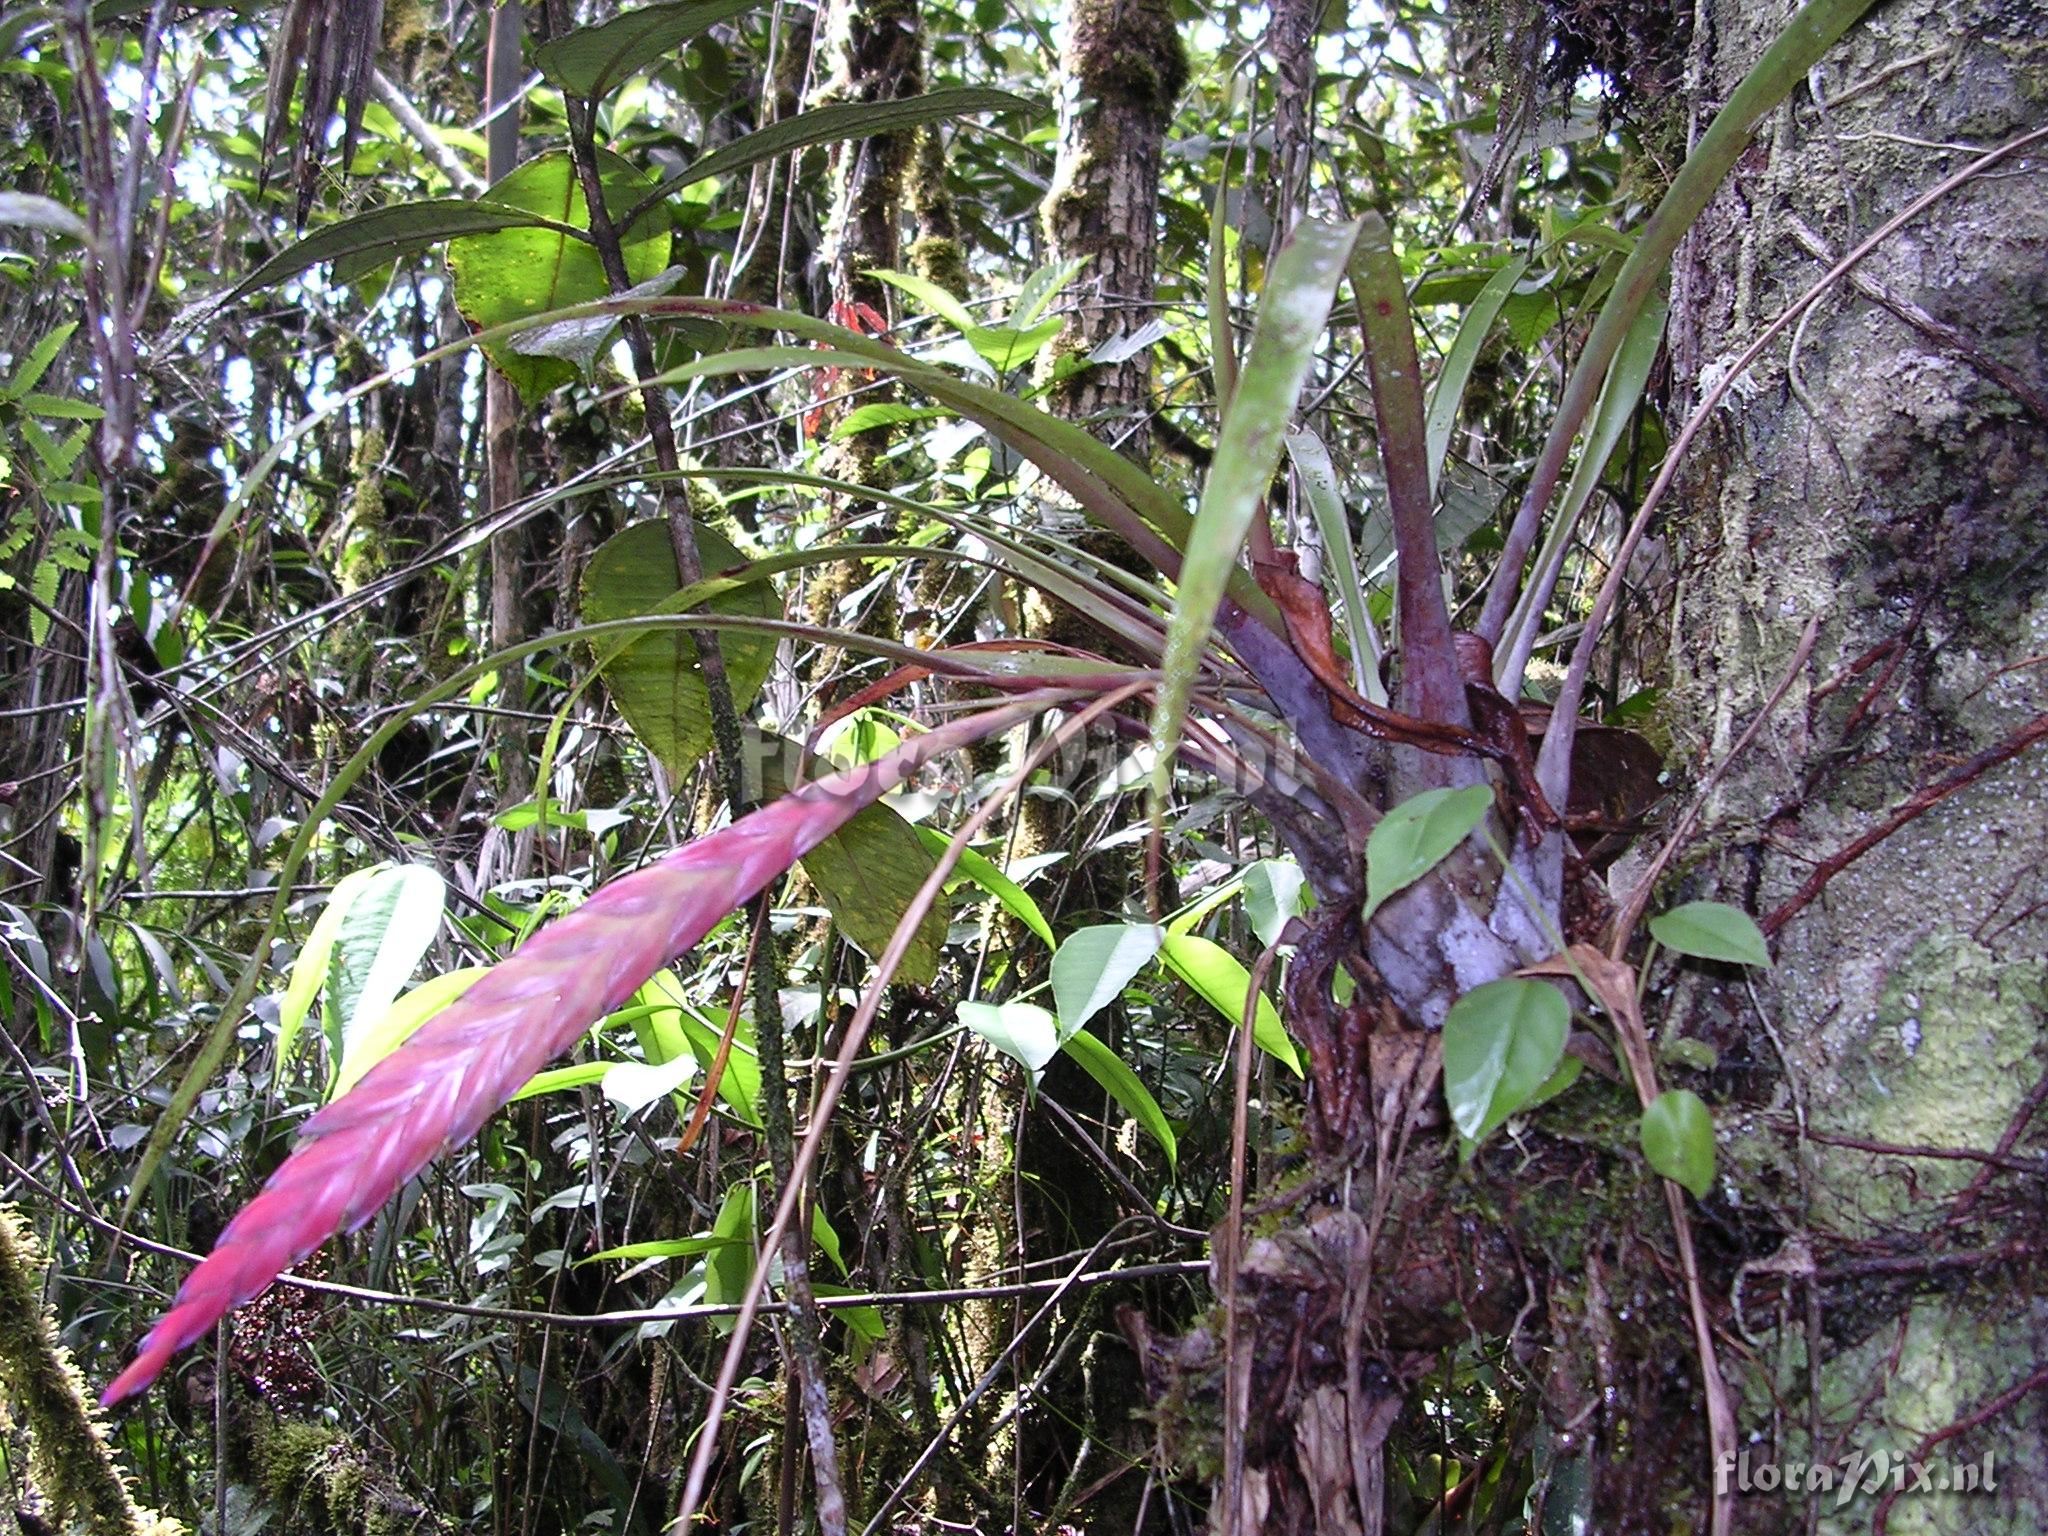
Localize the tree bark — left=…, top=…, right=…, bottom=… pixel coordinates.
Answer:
left=1037, top=0, right=1186, bottom=459
left=1667, top=0, right=2048, bottom=1528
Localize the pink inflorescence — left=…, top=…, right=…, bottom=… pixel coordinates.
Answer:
left=102, top=717, right=996, bottom=1405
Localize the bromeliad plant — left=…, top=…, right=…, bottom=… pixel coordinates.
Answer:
left=104, top=0, right=1868, bottom=1526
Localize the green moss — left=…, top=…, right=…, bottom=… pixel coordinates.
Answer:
left=1809, top=930, right=2045, bottom=1230
left=0, top=1206, right=184, bottom=1535
left=249, top=1412, right=440, bottom=1535
left=907, top=235, right=969, bottom=301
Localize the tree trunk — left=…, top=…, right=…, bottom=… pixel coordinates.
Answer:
left=1667, top=1, right=2048, bottom=1529
left=1037, top=0, right=1186, bottom=459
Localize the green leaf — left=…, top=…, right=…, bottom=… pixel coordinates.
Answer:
left=1150, top=216, right=1362, bottom=804
left=914, top=828, right=1053, bottom=948
left=868, top=267, right=976, bottom=333
left=1060, top=1027, right=1177, bottom=1170
left=1159, top=932, right=1301, bottom=1076
left=644, top=970, right=762, bottom=1128
left=274, top=865, right=386, bottom=1067
left=1441, top=978, right=1570, bottom=1143
left=226, top=199, right=576, bottom=302
left=581, top=519, right=779, bottom=772
left=704, top=1183, right=757, bottom=1311
left=580, top=1234, right=740, bottom=1266
left=1013, top=256, right=1085, bottom=328
left=4, top=322, right=77, bottom=400
left=1649, top=901, right=1771, bottom=968
left=1284, top=426, right=1383, bottom=701
left=661, top=88, right=1034, bottom=198
left=324, top=865, right=447, bottom=1074
left=331, top=966, right=489, bottom=1098
left=758, top=737, right=949, bottom=987
left=534, top=0, right=762, bottom=101
left=1640, top=1089, right=1717, bottom=1198
left=961, top=1000, right=1059, bottom=1079
left=1424, top=255, right=1529, bottom=492
left=446, top=150, right=671, bottom=402
left=1363, top=785, right=1493, bottom=922
left=1243, top=858, right=1306, bottom=949
left=810, top=1207, right=847, bottom=1276
left=792, top=795, right=950, bottom=987
left=1051, top=923, right=1164, bottom=1039
left=510, top=1060, right=615, bottom=1102
left=869, top=267, right=1066, bottom=374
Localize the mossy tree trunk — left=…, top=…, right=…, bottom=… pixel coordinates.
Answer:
left=1037, top=0, right=1186, bottom=459
left=1665, top=1, right=2048, bottom=1529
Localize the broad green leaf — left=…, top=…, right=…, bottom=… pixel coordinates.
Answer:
left=1641, top=1089, right=1717, bottom=1198
left=1159, top=932, right=1301, bottom=1076
left=811, top=1286, right=884, bottom=1342
left=872, top=269, right=1063, bottom=373
left=631, top=969, right=696, bottom=1070
left=915, top=828, right=1053, bottom=948
left=662, top=88, right=1034, bottom=198
left=446, top=150, right=670, bottom=402
left=792, top=797, right=950, bottom=986
left=227, top=199, right=576, bottom=302
left=601, top=1052, right=700, bottom=1117
left=1649, top=902, right=1771, bottom=968
left=1363, top=785, right=1493, bottom=922
left=1442, top=978, right=1569, bottom=1143
left=1150, top=216, right=1362, bottom=805
left=703, top=1183, right=757, bottom=1310
left=643, top=972, right=762, bottom=1129
left=759, top=738, right=948, bottom=986
left=1424, top=254, right=1529, bottom=492
left=275, top=865, right=385, bottom=1067
left=1164, top=877, right=1242, bottom=940
left=811, top=1208, right=847, bottom=1277
left=1243, top=858, right=1307, bottom=949
left=673, top=1008, right=763, bottom=1129
left=868, top=267, right=977, bottom=333
left=1060, top=1026, right=1177, bottom=1170
left=332, top=966, right=489, bottom=1098
left=961, top=1000, right=1060, bottom=1079
left=1051, top=924, right=1164, bottom=1039
left=325, top=865, right=447, bottom=1074
left=534, top=0, right=762, bottom=101
left=581, top=519, right=779, bottom=773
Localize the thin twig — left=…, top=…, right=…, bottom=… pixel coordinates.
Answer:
left=1762, top=713, right=2048, bottom=935
left=671, top=685, right=1149, bottom=1532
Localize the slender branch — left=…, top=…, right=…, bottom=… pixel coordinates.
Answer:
left=1762, top=713, right=2048, bottom=936
left=369, top=67, right=485, bottom=193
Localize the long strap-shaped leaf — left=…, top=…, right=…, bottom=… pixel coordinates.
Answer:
left=1472, top=0, right=1879, bottom=645
left=1348, top=214, right=1468, bottom=736
left=1150, top=216, right=1361, bottom=805
left=101, top=697, right=1055, bottom=1406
